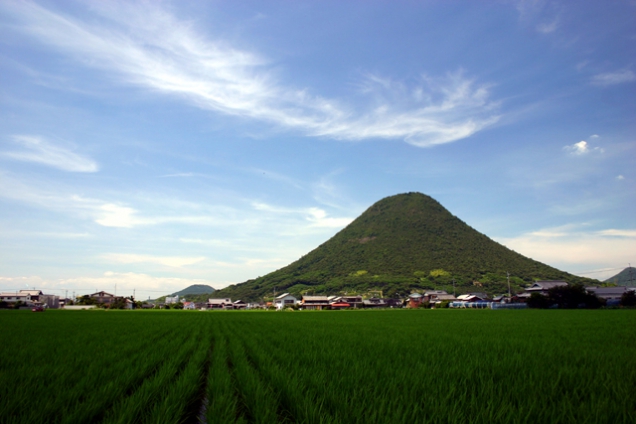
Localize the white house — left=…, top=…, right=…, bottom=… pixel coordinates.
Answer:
left=165, top=295, right=180, bottom=305
left=0, top=292, right=32, bottom=304
left=274, top=293, right=298, bottom=310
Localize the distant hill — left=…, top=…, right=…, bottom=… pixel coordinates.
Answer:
left=152, top=284, right=216, bottom=304
left=604, top=267, right=636, bottom=286
left=214, top=192, right=598, bottom=302
left=171, top=284, right=216, bottom=297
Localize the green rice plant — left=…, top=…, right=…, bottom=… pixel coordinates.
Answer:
left=101, top=323, right=205, bottom=424
left=143, top=335, right=211, bottom=424
left=206, top=328, right=243, bottom=424
left=224, top=329, right=279, bottom=423
left=1, top=309, right=635, bottom=423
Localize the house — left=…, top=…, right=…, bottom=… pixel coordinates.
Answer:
left=407, top=293, right=423, bottom=308
left=90, top=291, right=117, bottom=305
left=330, top=301, right=351, bottom=309
left=207, top=298, right=233, bottom=310
left=332, top=295, right=363, bottom=308
left=20, top=290, right=43, bottom=302
left=492, top=294, right=510, bottom=303
left=165, top=295, right=180, bottom=305
left=586, top=286, right=634, bottom=300
left=233, top=300, right=247, bottom=310
left=300, top=295, right=330, bottom=310
left=274, top=293, right=298, bottom=310
left=0, top=292, right=32, bottom=304
left=183, top=301, right=196, bottom=310
left=362, top=298, right=386, bottom=308
left=384, top=298, right=404, bottom=308
left=0, top=289, right=46, bottom=306
left=424, top=291, right=457, bottom=304
left=524, top=281, right=568, bottom=296
left=423, top=290, right=447, bottom=302
left=456, top=294, right=487, bottom=302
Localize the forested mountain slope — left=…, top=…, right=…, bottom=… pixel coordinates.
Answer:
left=214, top=193, right=597, bottom=301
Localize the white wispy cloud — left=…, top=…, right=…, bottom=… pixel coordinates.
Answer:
left=102, top=253, right=206, bottom=268
left=591, top=70, right=636, bottom=86
left=563, top=140, right=604, bottom=155
left=252, top=201, right=353, bottom=229
left=0, top=273, right=217, bottom=297
left=1, top=135, right=98, bottom=172
left=4, top=1, right=500, bottom=147
left=496, top=226, right=636, bottom=279
left=536, top=19, right=559, bottom=34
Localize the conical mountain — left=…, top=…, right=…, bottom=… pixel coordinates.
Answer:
left=604, top=267, right=636, bottom=286
left=215, top=192, right=597, bottom=301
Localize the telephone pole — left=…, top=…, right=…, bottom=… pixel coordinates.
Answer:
left=507, top=272, right=511, bottom=303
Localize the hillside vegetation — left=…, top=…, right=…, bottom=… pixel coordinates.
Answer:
left=215, top=192, right=597, bottom=302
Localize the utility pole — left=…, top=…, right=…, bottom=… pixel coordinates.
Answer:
left=507, top=272, right=511, bottom=303
left=452, top=279, right=456, bottom=297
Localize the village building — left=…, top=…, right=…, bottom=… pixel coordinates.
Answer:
left=207, top=298, right=234, bottom=310
left=90, top=291, right=117, bottom=305
left=525, top=281, right=568, bottom=296
left=331, top=295, right=363, bottom=308
left=274, top=293, right=298, bottom=310
left=233, top=300, right=247, bottom=310
left=362, top=297, right=386, bottom=308
left=300, top=295, right=330, bottom=310
left=423, top=290, right=457, bottom=304
left=586, top=286, right=634, bottom=301
left=407, top=293, right=423, bottom=308
left=456, top=293, right=488, bottom=302
left=165, top=295, right=180, bottom=305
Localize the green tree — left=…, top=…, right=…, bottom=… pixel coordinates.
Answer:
left=620, top=291, right=636, bottom=307
left=527, top=293, right=551, bottom=309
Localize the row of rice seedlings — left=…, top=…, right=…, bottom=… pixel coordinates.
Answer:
left=142, top=328, right=213, bottom=424
left=205, top=325, right=241, bottom=424
left=224, top=328, right=280, bottom=423
left=100, top=322, right=208, bottom=424
left=232, top=327, right=337, bottom=424
left=0, top=312, right=187, bottom=423
left=62, top=323, right=201, bottom=424
left=218, top=310, right=636, bottom=424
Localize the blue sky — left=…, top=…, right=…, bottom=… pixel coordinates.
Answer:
left=1, top=0, right=634, bottom=299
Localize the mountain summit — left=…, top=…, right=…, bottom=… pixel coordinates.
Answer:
left=215, top=192, right=595, bottom=301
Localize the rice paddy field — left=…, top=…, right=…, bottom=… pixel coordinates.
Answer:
left=1, top=309, right=634, bottom=424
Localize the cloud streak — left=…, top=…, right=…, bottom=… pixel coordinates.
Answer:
left=102, top=253, right=206, bottom=268
left=4, top=1, right=500, bottom=147
left=563, top=140, right=603, bottom=155
left=591, top=70, right=636, bottom=86
left=497, top=226, right=636, bottom=279
left=1, top=135, right=98, bottom=172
